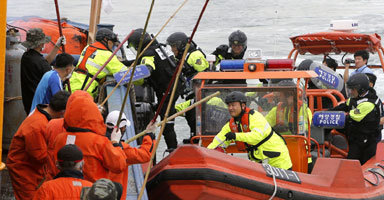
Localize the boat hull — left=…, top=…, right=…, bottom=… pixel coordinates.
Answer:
left=147, top=144, right=384, bottom=200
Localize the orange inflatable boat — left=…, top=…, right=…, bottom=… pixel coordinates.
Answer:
left=145, top=53, right=384, bottom=199
left=147, top=143, right=384, bottom=200
left=8, top=16, right=87, bottom=55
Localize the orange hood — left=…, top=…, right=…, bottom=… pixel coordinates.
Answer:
left=64, top=90, right=106, bottom=136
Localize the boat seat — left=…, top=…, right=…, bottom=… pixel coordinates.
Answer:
left=283, top=136, right=309, bottom=173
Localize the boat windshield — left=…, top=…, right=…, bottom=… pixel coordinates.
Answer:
left=197, top=82, right=309, bottom=137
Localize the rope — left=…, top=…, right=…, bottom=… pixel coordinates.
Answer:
left=268, top=171, right=277, bottom=200
left=364, top=169, right=380, bottom=186
left=5, top=96, right=22, bottom=102
left=97, top=80, right=117, bottom=104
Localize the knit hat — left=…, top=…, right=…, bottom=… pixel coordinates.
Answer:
left=21, top=28, right=51, bottom=49
left=57, top=144, right=83, bottom=163
left=81, top=178, right=117, bottom=200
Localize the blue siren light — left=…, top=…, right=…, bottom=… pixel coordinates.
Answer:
left=220, top=60, right=245, bottom=71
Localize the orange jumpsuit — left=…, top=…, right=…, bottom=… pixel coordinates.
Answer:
left=52, top=90, right=127, bottom=182
left=45, top=118, right=65, bottom=179
left=6, top=105, right=52, bottom=200
left=109, top=136, right=154, bottom=199
left=33, top=170, right=92, bottom=199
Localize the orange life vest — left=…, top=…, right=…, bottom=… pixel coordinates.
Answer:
left=229, top=107, right=252, bottom=151
left=77, top=41, right=108, bottom=72
left=276, top=102, right=293, bottom=126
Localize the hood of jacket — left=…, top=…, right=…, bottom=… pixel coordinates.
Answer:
left=64, top=90, right=106, bottom=136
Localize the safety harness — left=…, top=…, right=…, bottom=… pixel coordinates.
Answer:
left=229, top=107, right=286, bottom=161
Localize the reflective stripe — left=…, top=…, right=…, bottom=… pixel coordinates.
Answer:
left=77, top=56, right=84, bottom=66
left=263, top=123, right=269, bottom=132
left=357, top=98, right=368, bottom=105
left=86, top=60, right=109, bottom=74
left=166, top=121, right=175, bottom=124
left=251, top=124, right=269, bottom=138
left=252, top=127, right=264, bottom=137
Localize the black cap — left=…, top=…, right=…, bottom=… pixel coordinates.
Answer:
left=225, top=91, right=247, bottom=104
left=57, top=144, right=83, bottom=162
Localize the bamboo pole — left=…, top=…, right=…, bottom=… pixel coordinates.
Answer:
left=98, top=0, right=188, bottom=107
left=137, top=1, right=210, bottom=199
left=114, top=0, right=156, bottom=130
left=125, top=91, right=220, bottom=144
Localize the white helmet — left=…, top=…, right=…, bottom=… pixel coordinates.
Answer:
left=106, top=110, right=131, bottom=129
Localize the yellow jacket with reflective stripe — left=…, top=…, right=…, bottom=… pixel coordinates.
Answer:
left=70, top=44, right=126, bottom=96
left=207, top=110, right=292, bottom=170
left=346, top=98, right=376, bottom=122
left=265, top=103, right=312, bottom=135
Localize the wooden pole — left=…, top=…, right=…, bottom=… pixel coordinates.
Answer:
left=98, top=0, right=188, bottom=107
left=53, top=0, right=65, bottom=52
left=137, top=1, right=210, bottom=199
left=125, top=91, right=220, bottom=144
left=88, top=0, right=102, bottom=44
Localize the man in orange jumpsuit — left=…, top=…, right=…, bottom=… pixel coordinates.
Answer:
left=52, top=90, right=127, bottom=182
left=6, top=91, right=70, bottom=200
left=33, top=144, right=92, bottom=199
left=45, top=118, right=65, bottom=179
left=45, top=90, right=94, bottom=179
left=105, top=110, right=156, bottom=199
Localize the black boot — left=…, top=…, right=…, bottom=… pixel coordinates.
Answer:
left=163, top=122, right=178, bottom=149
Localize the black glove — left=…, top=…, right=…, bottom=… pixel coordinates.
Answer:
left=145, top=132, right=156, bottom=140
left=225, top=132, right=236, bottom=141
left=213, top=44, right=229, bottom=56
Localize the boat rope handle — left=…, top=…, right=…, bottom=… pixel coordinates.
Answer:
left=364, top=168, right=381, bottom=186
left=269, top=171, right=278, bottom=200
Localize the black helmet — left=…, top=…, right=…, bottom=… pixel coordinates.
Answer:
left=166, top=32, right=188, bottom=52
left=346, top=73, right=370, bottom=95
left=225, top=91, right=247, bottom=104
left=228, top=30, right=247, bottom=48
left=96, top=28, right=118, bottom=42
left=277, top=79, right=296, bottom=87
left=127, top=28, right=152, bottom=50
